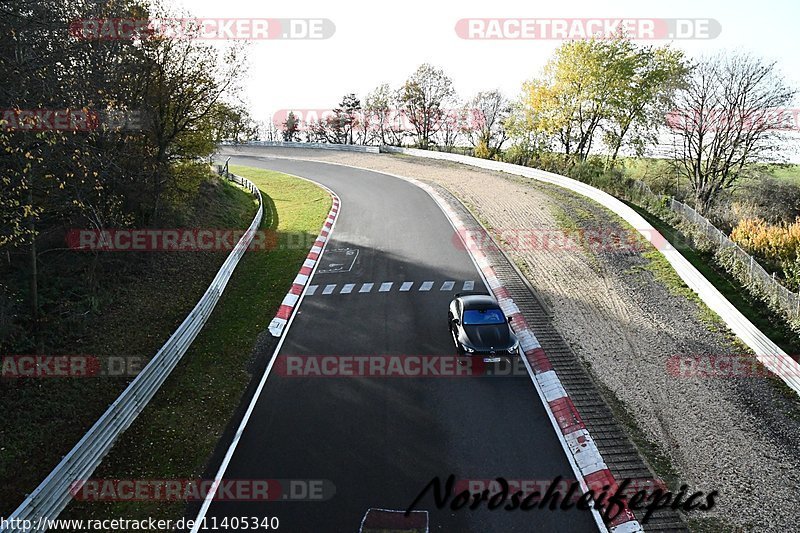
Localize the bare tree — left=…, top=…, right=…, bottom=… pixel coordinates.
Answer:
left=260, top=119, right=279, bottom=141
left=364, top=84, right=395, bottom=145
left=433, top=102, right=466, bottom=152
left=353, top=108, right=372, bottom=145
left=466, top=90, right=511, bottom=159
left=307, top=115, right=346, bottom=144
left=670, top=53, right=796, bottom=214
left=400, top=64, right=456, bottom=149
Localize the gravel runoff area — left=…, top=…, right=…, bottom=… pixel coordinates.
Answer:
left=223, top=147, right=800, bottom=531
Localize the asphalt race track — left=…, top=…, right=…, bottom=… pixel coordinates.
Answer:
left=195, top=153, right=601, bottom=532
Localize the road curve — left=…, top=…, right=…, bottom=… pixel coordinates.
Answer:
left=193, top=155, right=600, bottom=532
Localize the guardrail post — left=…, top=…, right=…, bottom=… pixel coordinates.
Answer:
left=773, top=272, right=778, bottom=303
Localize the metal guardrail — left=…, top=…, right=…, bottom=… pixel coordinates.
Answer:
left=379, top=145, right=800, bottom=396
left=220, top=140, right=379, bottom=153
left=0, top=171, right=263, bottom=533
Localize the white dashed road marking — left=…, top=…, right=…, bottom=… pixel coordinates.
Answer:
left=305, top=280, right=476, bottom=295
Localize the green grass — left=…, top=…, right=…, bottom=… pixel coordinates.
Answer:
left=637, top=248, right=724, bottom=331
left=763, top=163, right=800, bottom=183
left=51, top=168, right=330, bottom=524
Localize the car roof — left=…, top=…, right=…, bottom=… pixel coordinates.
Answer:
left=459, top=294, right=501, bottom=310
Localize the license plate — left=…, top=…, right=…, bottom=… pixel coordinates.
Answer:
left=483, top=357, right=502, bottom=363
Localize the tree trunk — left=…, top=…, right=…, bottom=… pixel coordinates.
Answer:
left=28, top=187, right=40, bottom=351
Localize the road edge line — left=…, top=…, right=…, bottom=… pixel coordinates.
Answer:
left=189, top=170, right=340, bottom=532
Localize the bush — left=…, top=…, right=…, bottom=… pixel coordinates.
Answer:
left=564, top=157, right=605, bottom=183
left=473, top=140, right=492, bottom=159
left=502, top=144, right=535, bottom=166
left=731, top=218, right=800, bottom=263
left=734, top=176, right=800, bottom=225
left=730, top=217, right=800, bottom=290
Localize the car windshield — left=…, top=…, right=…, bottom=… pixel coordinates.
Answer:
left=462, top=308, right=506, bottom=325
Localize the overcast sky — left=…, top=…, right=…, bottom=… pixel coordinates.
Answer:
left=163, top=0, right=800, bottom=160
left=162, top=0, right=798, bottom=114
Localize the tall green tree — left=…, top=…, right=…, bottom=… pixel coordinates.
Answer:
left=516, top=36, right=687, bottom=166
left=602, top=45, right=688, bottom=165
left=0, top=0, right=248, bottom=350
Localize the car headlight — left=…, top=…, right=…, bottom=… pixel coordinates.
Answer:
left=508, top=340, right=519, bottom=354
left=464, top=346, right=475, bottom=353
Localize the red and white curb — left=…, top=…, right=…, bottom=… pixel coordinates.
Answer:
left=268, top=193, right=340, bottom=337
left=410, top=179, right=644, bottom=533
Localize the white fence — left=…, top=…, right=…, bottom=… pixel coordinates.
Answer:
left=0, top=172, right=263, bottom=533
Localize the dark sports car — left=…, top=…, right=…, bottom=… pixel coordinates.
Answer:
left=448, top=293, right=520, bottom=362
